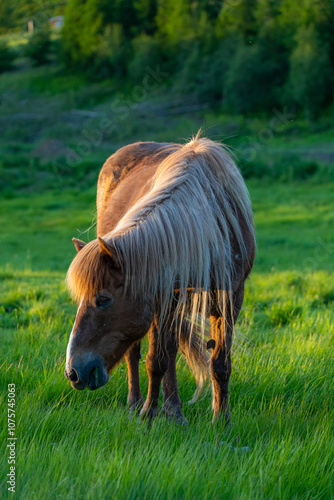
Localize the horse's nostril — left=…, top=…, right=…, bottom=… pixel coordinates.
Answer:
left=89, top=366, right=99, bottom=388
left=68, top=368, right=79, bottom=382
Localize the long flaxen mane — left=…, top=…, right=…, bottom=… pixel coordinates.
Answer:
left=67, top=135, right=254, bottom=338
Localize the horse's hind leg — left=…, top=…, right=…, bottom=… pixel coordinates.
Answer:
left=162, top=333, right=188, bottom=425
left=140, top=319, right=168, bottom=420
left=125, top=341, right=143, bottom=412
left=210, top=284, right=244, bottom=424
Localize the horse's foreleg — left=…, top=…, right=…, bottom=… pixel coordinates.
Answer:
left=140, top=321, right=168, bottom=420
left=210, top=284, right=244, bottom=424
left=125, top=341, right=143, bottom=412
left=210, top=315, right=232, bottom=425
left=162, top=333, right=188, bottom=425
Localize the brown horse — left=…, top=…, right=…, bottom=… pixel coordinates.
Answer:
left=64, top=135, right=255, bottom=424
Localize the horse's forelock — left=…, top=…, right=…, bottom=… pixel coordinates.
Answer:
left=66, top=239, right=110, bottom=303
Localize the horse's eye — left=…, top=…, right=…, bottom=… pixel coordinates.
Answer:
left=96, top=295, right=113, bottom=309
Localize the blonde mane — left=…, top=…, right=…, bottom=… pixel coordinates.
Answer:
left=67, top=135, right=254, bottom=336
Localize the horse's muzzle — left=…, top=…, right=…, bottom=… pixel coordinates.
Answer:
left=64, top=356, right=109, bottom=391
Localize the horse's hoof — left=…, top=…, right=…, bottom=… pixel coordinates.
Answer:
left=174, top=415, right=189, bottom=426
left=212, top=407, right=231, bottom=427
left=139, top=405, right=159, bottom=421
left=162, top=406, right=189, bottom=425
left=128, top=396, right=144, bottom=415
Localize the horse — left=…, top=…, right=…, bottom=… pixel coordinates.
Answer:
left=64, top=134, right=255, bottom=424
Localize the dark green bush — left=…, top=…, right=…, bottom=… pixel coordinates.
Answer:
left=0, top=40, right=15, bottom=72
left=173, top=40, right=230, bottom=105
left=93, top=24, right=130, bottom=79
left=224, top=41, right=285, bottom=114
left=128, top=34, right=162, bottom=82
left=287, top=26, right=334, bottom=120
left=25, top=28, right=52, bottom=65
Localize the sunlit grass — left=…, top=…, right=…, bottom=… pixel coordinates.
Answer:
left=0, top=180, right=333, bottom=499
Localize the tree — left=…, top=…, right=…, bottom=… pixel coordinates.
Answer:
left=287, top=25, right=333, bottom=119
left=156, top=0, right=193, bottom=45
left=216, top=0, right=258, bottom=40
left=133, top=0, right=158, bottom=35
left=224, top=40, right=286, bottom=114
left=62, top=0, right=136, bottom=73
left=0, top=0, right=15, bottom=34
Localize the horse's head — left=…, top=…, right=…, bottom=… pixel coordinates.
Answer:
left=64, top=237, right=153, bottom=390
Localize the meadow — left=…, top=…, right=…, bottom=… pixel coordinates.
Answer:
left=0, top=65, right=333, bottom=499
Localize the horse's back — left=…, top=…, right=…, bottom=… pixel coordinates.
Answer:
left=96, top=142, right=176, bottom=235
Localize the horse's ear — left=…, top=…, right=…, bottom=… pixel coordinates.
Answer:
left=98, top=237, right=121, bottom=268
left=72, top=238, right=86, bottom=253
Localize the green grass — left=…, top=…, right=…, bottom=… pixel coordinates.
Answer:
left=0, top=178, right=333, bottom=499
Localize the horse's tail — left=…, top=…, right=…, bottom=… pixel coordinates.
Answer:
left=179, top=321, right=210, bottom=403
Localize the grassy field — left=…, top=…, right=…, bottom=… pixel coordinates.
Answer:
left=0, top=64, right=334, bottom=499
